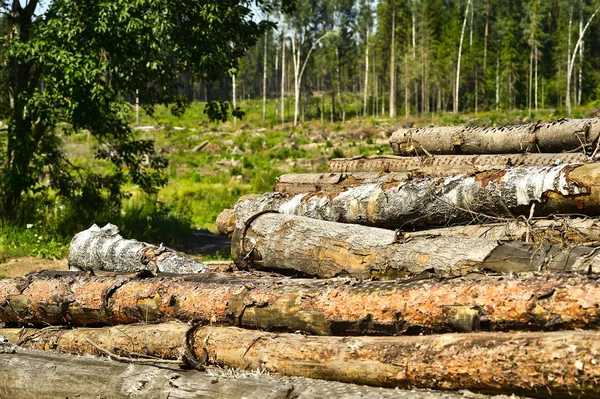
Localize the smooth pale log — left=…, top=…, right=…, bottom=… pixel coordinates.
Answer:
left=389, top=118, right=600, bottom=155
left=0, top=346, right=292, bottom=399
left=404, top=217, right=600, bottom=244
left=328, top=153, right=587, bottom=174
left=274, top=172, right=409, bottom=195
left=2, top=272, right=600, bottom=335
left=231, top=163, right=600, bottom=229
left=231, top=213, right=599, bottom=279
left=4, top=324, right=600, bottom=397
left=69, top=223, right=211, bottom=273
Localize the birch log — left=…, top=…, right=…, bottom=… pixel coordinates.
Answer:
left=0, top=346, right=292, bottom=399
left=69, top=223, right=211, bottom=273
left=3, top=324, right=600, bottom=397
left=230, top=163, right=600, bottom=229
left=389, top=118, right=600, bottom=155
left=3, top=272, right=600, bottom=335
left=231, top=213, right=599, bottom=279
left=328, top=153, right=587, bottom=174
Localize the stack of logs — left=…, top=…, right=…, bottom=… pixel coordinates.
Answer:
left=3, top=118, right=600, bottom=398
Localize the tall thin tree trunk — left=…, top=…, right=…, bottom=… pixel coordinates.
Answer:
left=389, top=3, right=396, bottom=119
left=281, top=32, right=285, bottom=128
left=528, top=34, right=534, bottom=119
left=454, top=0, right=472, bottom=114
left=567, top=5, right=600, bottom=117
left=291, top=36, right=300, bottom=126
left=495, top=50, right=500, bottom=111
left=363, top=30, right=369, bottom=117
left=232, top=74, right=237, bottom=127
left=262, top=30, right=268, bottom=123
left=405, top=53, right=409, bottom=118
left=578, top=10, right=583, bottom=106
left=535, top=45, right=538, bottom=111
left=483, top=0, right=490, bottom=105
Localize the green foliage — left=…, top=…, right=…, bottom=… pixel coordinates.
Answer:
left=0, top=0, right=293, bottom=228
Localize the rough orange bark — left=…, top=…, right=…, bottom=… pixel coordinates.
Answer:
left=3, top=323, right=600, bottom=397
left=1, top=272, right=600, bottom=335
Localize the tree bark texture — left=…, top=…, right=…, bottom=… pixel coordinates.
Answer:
left=69, top=223, right=210, bottom=274
left=231, top=163, right=600, bottom=230
left=231, top=213, right=600, bottom=279
left=404, top=217, right=600, bottom=245
left=3, top=324, right=600, bottom=397
left=390, top=118, right=600, bottom=155
left=327, top=153, right=587, bottom=174
left=2, top=272, right=600, bottom=335
left=0, top=345, right=292, bottom=399
left=274, top=172, right=410, bottom=195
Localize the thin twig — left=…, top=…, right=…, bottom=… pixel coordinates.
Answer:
left=84, top=338, right=181, bottom=365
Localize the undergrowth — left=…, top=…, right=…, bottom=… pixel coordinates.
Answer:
left=2, top=98, right=596, bottom=261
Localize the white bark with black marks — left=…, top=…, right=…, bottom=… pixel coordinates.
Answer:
left=69, top=224, right=208, bottom=274
left=233, top=163, right=593, bottom=229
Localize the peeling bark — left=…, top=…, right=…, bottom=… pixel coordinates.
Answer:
left=2, top=272, right=600, bottom=335
left=3, top=324, right=600, bottom=397
left=232, top=163, right=600, bottom=229
left=231, top=213, right=600, bottom=279
left=69, top=223, right=210, bottom=274
left=390, top=118, right=600, bottom=155
left=327, top=153, right=587, bottom=174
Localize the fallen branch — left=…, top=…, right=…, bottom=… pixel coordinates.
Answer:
left=3, top=323, right=600, bottom=397
left=232, top=213, right=600, bottom=279
left=2, top=272, right=600, bottom=335
left=389, top=118, right=600, bottom=155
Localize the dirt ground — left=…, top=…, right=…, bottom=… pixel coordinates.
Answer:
left=0, top=257, right=68, bottom=278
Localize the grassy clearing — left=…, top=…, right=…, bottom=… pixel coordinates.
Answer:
left=2, top=97, right=597, bottom=261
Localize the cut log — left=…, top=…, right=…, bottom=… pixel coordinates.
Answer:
left=328, top=153, right=587, bottom=174
left=197, top=327, right=600, bottom=397
left=404, top=217, right=600, bottom=244
left=0, top=346, right=293, bottom=399
left=69, top=223, right=212, bottom=273
left=2, top=272, right=600, bottom=335
left=274, top=172, right=409, bottom=195
left=3, top=324, right=600, bottom=397
left=389, top=118, right=600, bottom=155
left=231, top=213, right=600, bottom=279
left=230, top=163, right=600, bottom=229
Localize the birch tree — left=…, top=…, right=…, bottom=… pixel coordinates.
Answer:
left=454, top=0, right=472, bottom=114
left=566, top=4, right=600, bottom=117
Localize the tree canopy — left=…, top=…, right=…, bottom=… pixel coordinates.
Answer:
left=0, top=0, right=293, bottom=224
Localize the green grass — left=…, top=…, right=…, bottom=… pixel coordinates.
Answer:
left=3, top=97, right=598, bottom=261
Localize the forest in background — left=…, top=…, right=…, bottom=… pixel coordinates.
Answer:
left=181, top=0, right=600, bottom=122
left=4, top=0, right=600, bottom=267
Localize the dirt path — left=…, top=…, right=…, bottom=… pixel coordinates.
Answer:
left=0, top=257, right=68, bottom=278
